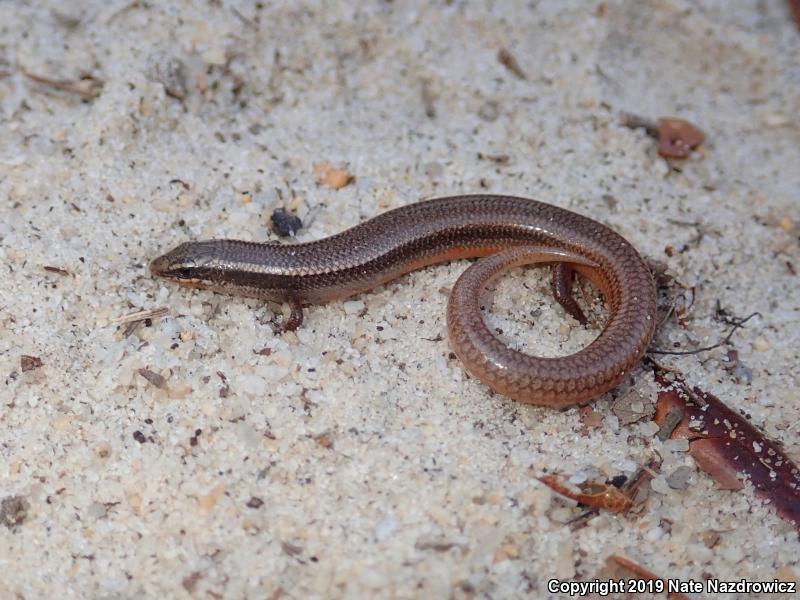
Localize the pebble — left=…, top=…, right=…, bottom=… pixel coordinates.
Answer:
left=374, top=516, right=398, bottom=542
left=722, top=544, right=744, bottom=563
left=666, top=466, right=693, bottom=489
left=343, top=300, right=366, bottom=315
left=663, top=438, right=690, bottom=452
left=650, top=476, right=671, bottom=495
left=752, top=339, right=771, bottom=352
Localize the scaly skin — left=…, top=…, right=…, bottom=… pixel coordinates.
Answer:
left=151, top=195, right=657, bottom=407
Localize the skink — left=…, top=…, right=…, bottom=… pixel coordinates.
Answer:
left=150, top=195, right=657, bottom=407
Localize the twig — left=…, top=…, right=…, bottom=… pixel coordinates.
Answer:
left=649, top=312, right=760, bottom=356
left=111, top=307, right=169, bottom=325
left=22, top=69, right=103, bottom=100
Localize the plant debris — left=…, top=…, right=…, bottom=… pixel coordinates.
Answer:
left=43, top=265, right=70, bottom=276
left=497, top=48, right=526, bottom=79
left=22, top=69, right=104, bottom=100
left=656, top=117, right=705, bottom=159
left=314, top=163, right=354, bottom=190
left=1, top=495, right=30, bottom=529
left=612, top=385, right=655, bottom=425
left=137, top=368, right=167, bottom=389
left=539, top=474, right=633, bottom=513
left=420, top=78, right=436, bottom=118
left=20, top=355, right=43, bottom=372
left=654, top=373, right=800, bottom=529
left=111, top=307, right=168, bottom=325
left=621, top=113, right=705, bottom=159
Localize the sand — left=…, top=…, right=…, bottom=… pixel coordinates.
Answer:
left=1, top=1, right=799, bottom=597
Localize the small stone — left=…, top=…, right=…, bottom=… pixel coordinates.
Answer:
left=762, top=112, right=791, bottom=128
left=343, top=300, right=366, bottom=315
left=666, top=465, right=693, bottom=489
left=477, top=101, right=500, bottom=122
left=650, top=476, right=671, bottom=495
left=686, top=543, right=713, bottom=563
left=375, top=516, right=398, bottom=542
left=752, top=339, right=771, bottom=351
left=236, top=422, right=261, bottom=448
left=645, top=526, right=664, bottom=542
left=663, top=438, right=690, bottom=452
left=86, top=502, right=107, bottom=519
left=722, top=544, right=744, bottom=563
left=778, top=216, right=794, bottom=232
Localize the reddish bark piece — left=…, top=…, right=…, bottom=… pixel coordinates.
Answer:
left=656, top=118, right=705, bottom=159
left=654, top=374, right=800, bottom=529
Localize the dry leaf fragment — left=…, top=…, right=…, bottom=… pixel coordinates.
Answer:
left=656, top=117, right=705, bottom=159
left=20, top=355, right=43, bottom=372
left=137, top=368, right=166, bottom=389
left=612, top=386, right=654, bottom=425
left=497, top=48, right=526, bottom=79
left=1, top=496, right=30, bottom=529
left=538, top=474, right=633, bottom=513
left=579, top=406, right=604, bottom=433
left=314, top=164, right=354, bottom=189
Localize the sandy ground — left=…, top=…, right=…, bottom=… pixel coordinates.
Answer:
left=1, top=1, right=799, bottom=598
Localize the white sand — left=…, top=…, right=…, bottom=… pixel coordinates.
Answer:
left=1, top=1, right=798, bottom=597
